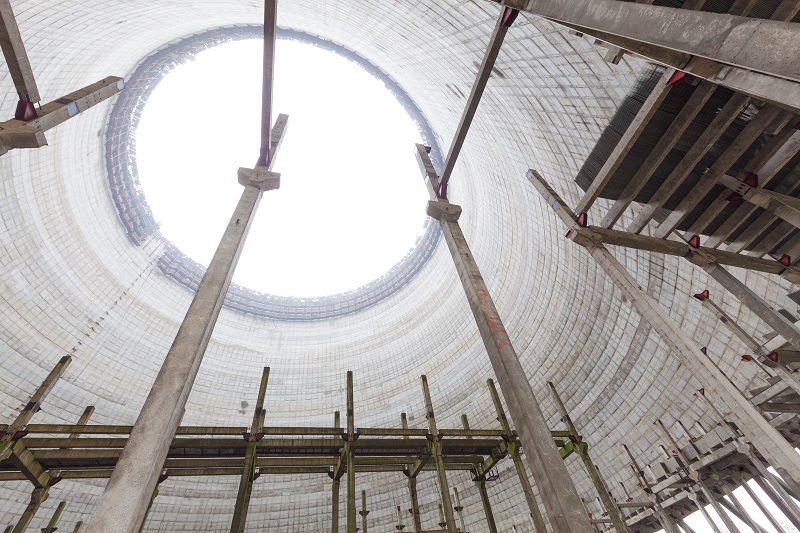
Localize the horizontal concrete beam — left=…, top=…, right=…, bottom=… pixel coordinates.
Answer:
left=491, top=0, right=800, bottom=84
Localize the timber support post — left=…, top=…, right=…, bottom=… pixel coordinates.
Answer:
left=548, top=381, right=627, bottom=532
left=41, top=501, right=66, bottom=533
left=359, top=490, right=368, bottom=533
left=453, top=487, right=467, bottom=533
left=230, top=366, right=270, bottom=532
left=420, top=375, right=456, bottom=533
left=529, top=168, right=800, bottom=497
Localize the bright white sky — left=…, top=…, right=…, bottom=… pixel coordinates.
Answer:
left=137, top=39, right=428, bottom=297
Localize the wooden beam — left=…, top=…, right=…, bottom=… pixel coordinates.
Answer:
left=627, top=92, right=750, bottom=233
left=601, top=81, right=717, bottom=228
left=439, top=6, right=517, bottom=192
left=576, top=68, right=673, bottom=214
left=0, top=0, right=39, bottom=103
left=0, top=355, right=71, bottom=462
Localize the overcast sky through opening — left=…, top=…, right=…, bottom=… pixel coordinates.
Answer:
left=137, top=39, right=428, bottom=297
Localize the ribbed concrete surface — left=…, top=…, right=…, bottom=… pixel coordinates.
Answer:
left=0, top=1, right=793, bottom=531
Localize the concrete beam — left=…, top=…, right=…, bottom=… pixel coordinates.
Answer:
left=654, top=105, right=782, bottom=238
left=576, top=68, right=673, bottom=214
left=486, top=0, right=800, bottom=86
left=420, top=376, right=456, bottom=533
left=0, top=0, right=39, bottom=103
left=628, top=92, right=750, bottom=234
left=487, top=380, right=547, bottom=533
left=530, top=169, right=800, bottom=501
left=416, top=145, right=594, bottom=533
left=601, top=81, right=717, bottom=229
left=549, top=382, right=628, bottom=532
left=439, top=6, right=517, bottom=192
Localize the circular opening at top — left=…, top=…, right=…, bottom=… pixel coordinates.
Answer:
left=135, top=38, right=429, bottom=297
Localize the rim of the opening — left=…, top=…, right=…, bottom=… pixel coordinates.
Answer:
left=105, top=25, right=444, bottom=321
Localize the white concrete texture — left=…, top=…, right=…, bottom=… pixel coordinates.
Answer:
left=0, top=0, right=791, bottom=531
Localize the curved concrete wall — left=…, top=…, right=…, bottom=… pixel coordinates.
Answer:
left=0, top=0, right=792, bottom=530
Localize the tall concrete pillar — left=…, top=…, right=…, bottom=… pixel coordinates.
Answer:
left=359, top=490, right=369, bottom=533
left=41, top=501, right=66, bottom=533
left=84, top=113, right=286, bottom=533
left=401, top=412, right=422, bottom=533
left=420, top=375, right=456, bottom=533
left=753, top=474, right=800, bottom=530
left=415, top=145, right=593, bottom=533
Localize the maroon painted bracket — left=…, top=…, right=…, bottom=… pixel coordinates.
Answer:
left=14, top=99, right=36, bottom=121
left=501, top=7, right=519, bottom=26
left=693, top=289, right=709, bottom=301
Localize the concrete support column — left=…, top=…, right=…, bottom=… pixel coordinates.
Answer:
left=487, top=380, right=547, bottom=532
left=346, top=371, right=357, bottom=533
left=332, top=411, right=341, bottom=533
left=420, top=375, right=456, bottom=533
left=72, top=522, right=84, bottom=533
left=753, top=474, right=800, bottom=530
left=530, top=169, right=800, bottom=496
left=475, top=481, right=498, bottom=533
left=697, top=485, right=742, bottom=533
left=84, top=113, right=285, bottom=532
left=702, top=263, right=800, bottom=359
left=416, top=146, right=593, bottom=533
left=230, top=367, right=270, bottom=532
left=688, top=491, right=723, bottom=533
left=549, top=381, right=628, bottom=533
left=138, top=484, right=160, bottom=533
left=623, top=445, right=680, bottom=533
left=721, top=484, right=764, bottom=533
left=741, top=478, right=789, bottom=533
left=401, top=412, right=422, bottom=533
left=694, top=293, right=800, bottom=397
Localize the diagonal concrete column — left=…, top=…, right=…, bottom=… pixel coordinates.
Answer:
left=741, top=477, right=790, bottom=533
left=452, top=487, right=467, bottom=533
left=346, top=371, right=357, bottom=533
left=549, top=381, right=628, bottom=533
left=41, top=501, right=66, bottom=533
left=487, top=380, right=547, bottom=533
left=475, top=480, right=498, bottom=533
left=529, top=169, right=800, bottom=498
left=415, top=145, right=593, bottom=532
left=84, top=115, right=286, bottom=533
